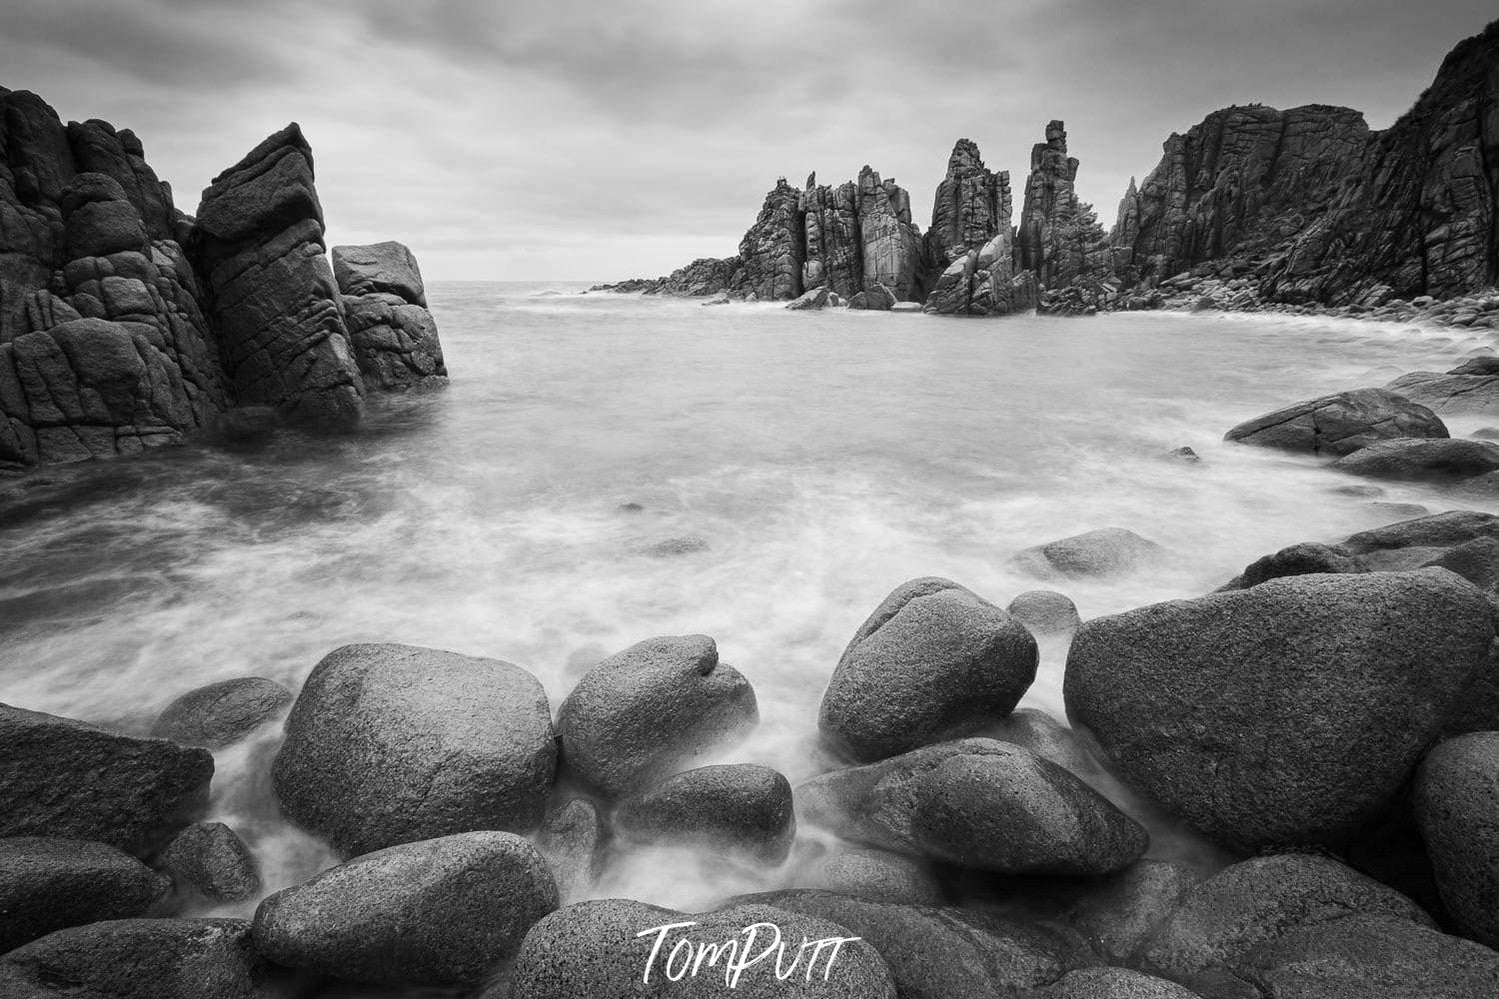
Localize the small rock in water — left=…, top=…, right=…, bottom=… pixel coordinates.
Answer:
left=534, top=798, right=605, bottom=902
left=1013, top=527, right=1163, bottom=579
left=700, top=291, right=730, bottom=307
left=0, top=837, right=169, bottom=953
left=150, top=676, right=293, bottom=749
left=615, top=501, right=645, bottom=513
left=636, top=535, right=709, bottom=557
left=251, top=831, right=558, bottom=988
left=786, top=286, right=843, bottom=310
left=1329, top=483, right=1384, bottom=497
left=159, top=822, right=261, bottom=904
left=819, top=577, right=1037, bottom=762
left=1473, top=426, right=1499, bottom=440
left=615, top=763, right=795, bottom=865
left=556, top=634, right=759, bottom=797
left=1006, top=589, right=1082, bottom=637
left=1414, top=731, right=1499, bottom=949
left=1161, top=445, right=1202, bottom=464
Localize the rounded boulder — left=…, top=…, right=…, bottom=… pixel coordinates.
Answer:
left=615, top=763, right=795, bottom=865
left=0, top=837, right=169, bottom=953
left=1415, top=731, right=1499, bottom=948
left=150, top=677, right=292, bottom=749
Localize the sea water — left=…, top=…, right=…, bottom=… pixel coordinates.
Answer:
left=2, top=282, right=1494, bottom=913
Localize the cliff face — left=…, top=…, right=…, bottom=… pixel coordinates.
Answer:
left=0, top=89, right=444, bottom=472
left=1017, top=121, right=1114, bottom=312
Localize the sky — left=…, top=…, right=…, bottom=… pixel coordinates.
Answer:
left=2, top=0, right=1494, bottom=282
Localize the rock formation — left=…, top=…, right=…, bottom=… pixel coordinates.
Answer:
left=1, top=89, right=444, bottom=471
left=1018, top=121, right=1115, bottom=312
left=333, top=241, right=447, bottom=390
left=738, top=178, right=805, bottom=301
left=855, top=167, right=923, bottom=301
left=799, top=173, right=861, bottom=299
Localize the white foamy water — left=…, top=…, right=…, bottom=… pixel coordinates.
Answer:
left=3, top=282, right=1496, bottom=915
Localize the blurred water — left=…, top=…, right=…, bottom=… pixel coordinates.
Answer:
left=2, top=282, right=1495, bottom=915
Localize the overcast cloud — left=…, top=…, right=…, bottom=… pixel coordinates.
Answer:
left=3, top=0, right=1493, bottom=281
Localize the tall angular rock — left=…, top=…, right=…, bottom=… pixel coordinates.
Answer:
left=189, top=124, right=364, bottom=426
left=333, top=241, right=447, bottom=390
left=737, top=178, right=804, bottom=301
left=799, top=174, right=862, bottom=298
left=1018, top=121, right=1113, bottom=306
left=856, top=167, right=923, bottom=301
left=925, top=139, right=1011, bottom=267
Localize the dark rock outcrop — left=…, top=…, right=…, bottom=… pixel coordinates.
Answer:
left=1064, top=570, right=1496, bottom=851
left=187, top=124, right=364, bottom=426
left=0, top=837, right=169, bottom=954
left=1224, top=387, right=1449, bottom=455
left=332, top=241, right=446, bottom=390
left=252, top=831, right=557, bottom=988
left=738, top=178, right=805, bottom=301
left=271, top=643, right=557, bottom=857
left=615, top=763, right=795, bottom=864
left=1415, top=731, right=1499, bottom=948
left=1390, top=359, right=1499, bottom=415
left=818, top=577, right=1037, bottom=762
left=1013, top=528, right=1163, bottom=579
left=1018, top=122, right=1115, bottom=311
left=556, top=634, right=759, bottom=798
left=0, top=702, right=212, bottom=856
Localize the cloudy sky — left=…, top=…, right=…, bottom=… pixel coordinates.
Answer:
left=3, top=0, right=1494, bottom=282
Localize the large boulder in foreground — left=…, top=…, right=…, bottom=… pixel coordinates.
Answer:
left=497, top=898, right=897, bottom=998
left=1415, top=732, right=1499, bottom=948
left=909, top=747, right=1148, bottom=875
left=0, top=702, right=213, bottom=856
left=1013, top=529, right=1163, bottom=579
left=149, top=676, right=292, bottom=749
left=737, top=889, right=1097, bottom=998
left=271, top=643, right=557, bottom=857
left=252, top=831, right=557, bottom=987
left=798, top=737, right=1141, bottom=874
left=1330, top=437, right=1499, bottom=482
left=818, top=578, right=1037, bottom=762
left=0, top=837, right=169, bottom=953
left=0, top=918, right=273, bottom=998
left=1064, top=570, right=1495, bottom=851
left=1139, top=853, right=1434, bottom=977
left=1223, top=387, right=1448, bottom=455
left=556, top=635, right=758, bottom=797
left=615, top=763, right=795, bottom=864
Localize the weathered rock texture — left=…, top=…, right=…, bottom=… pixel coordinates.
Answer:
left=333, top=241, right=446, bottom=389
left=1018, top=122, right=1115, bottom=312
left=1, top=89, right=442, bottom=471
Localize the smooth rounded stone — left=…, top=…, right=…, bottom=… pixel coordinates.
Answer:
left=810, top=848, right=943, bottom=905
left=252, top=831, right=558, bottom=987
left=800, top=738, right=1047, bottom=856
left=615, top=764, right=795, bottom=865
left=818, top=577, right=1037, bottom=763
left=0, top=837, right=169, bottom=953
left=160, top=821, right=261, bottom=904
left=1221, top=541, right=1366, bottom=590
left=910, top=749, right=1148, bottom=875
left=1474, top=426, right=1499, bottom=440
left=271, top=643, right=557, bottom=857
left=1236, top=914, right=1499, bottom=998
left=1007, top=590, right=1082, bottom=637
left=149, top=677, right=292, bottom=749
left=1330, top=437, right=1499, bottom=482
left=1064, top=570, right=1496, bottom=851
left=556, top=635, right=758, bottom=797
left=1138, top=853, right=1434, bottom=977
left=533, top=798, right=605, bottom=902
left=1422, top=535, right=1499, bottom=590
left=1028, top=967, right=1203, bottom=998
left=1415, top=732, right=1499, bottom=948
left=993, top=709, right=1103, bottom=778
left=1061, top=861, right=1202, bottom=965
left=0, top=918, right=272, bottom=998
left=1014, top=528, right=1164, bottom=580
left=1388, top=367, right=1499, bottom=415
left=1222, top=387, right=1448, bottom=456
left=739, top=889, right=1097, bottom=998
left=0, top=702, right=213, bottom=857
left=1372, top=500, right=1433, bottom=519
left=1160, top=446, right=1202, bottom=464
left=497, top=897, right=897, bottom=999
left=1339, top=510, right=1499, bottom=568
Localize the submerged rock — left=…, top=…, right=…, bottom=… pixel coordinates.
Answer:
left=533, top=798, right=605, bottom=902
left=0, top=837, right=169, bottom=954
left=1415, top=732, right=1499, bottom=948
left=1014, top=528, right=1163, bottom=579
left=499, top=898, right=898, bottom=998
left=615, top=763, right=795, bottom=864
left=1064, top=570, right=1496, bottom=850
left=1029, top=967, right=1202, bottom=999
left=0, top=702, right=213, bottom=856
left=1331, top=437, right=1499, bottom=482
left=271, top=643, right=557, bottom=857
left=818, top=577, right=1037, bottom=762
left=1006, top=589, right=1082, bottom=637
left=149, top=676, right=292, bottom=749
left=556, top=635, right=759, bottom=797
left=1223, top=387, right=1447, bottom=455
left=252, top=831, right=557, bottom=987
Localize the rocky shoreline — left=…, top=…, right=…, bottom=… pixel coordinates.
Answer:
left=594, top=19, right=1499, bottom=325
left=5, top=344, right=1499, bottom=995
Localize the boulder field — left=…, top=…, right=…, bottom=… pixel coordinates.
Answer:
left=4, top=534, right=1499, bottom=994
